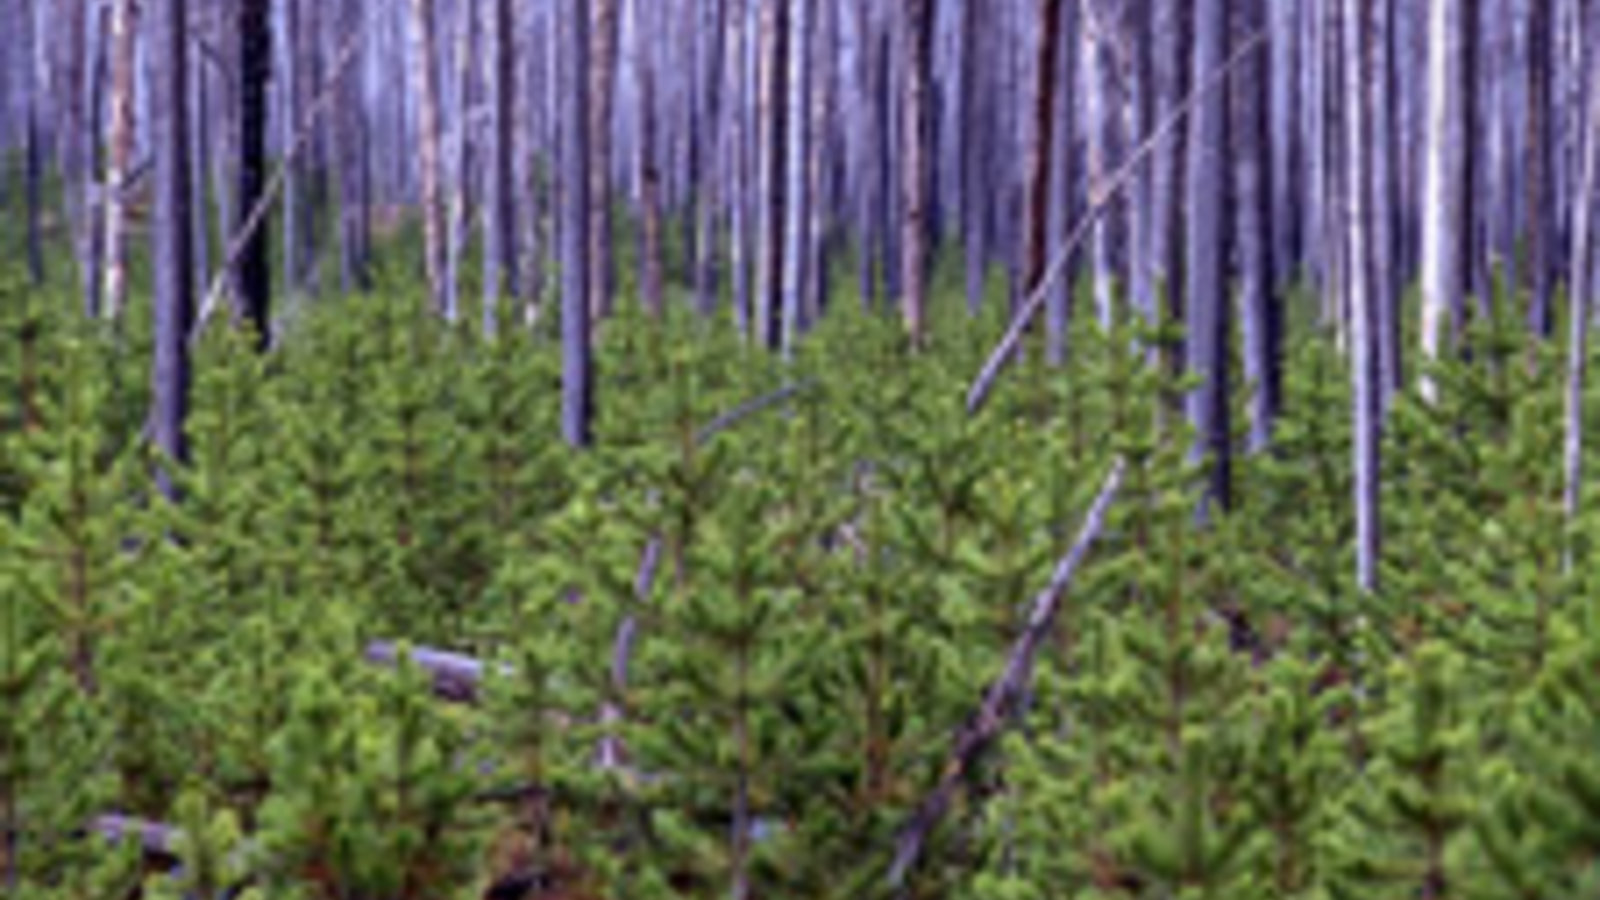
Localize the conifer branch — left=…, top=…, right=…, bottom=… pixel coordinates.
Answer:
left=889, top=458, right=1125, bottom=887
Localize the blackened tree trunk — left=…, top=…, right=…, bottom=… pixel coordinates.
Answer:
left=102, top=0, right=141, bottom=321
left=153, top=0, right=195, bottom=497
left=1344, top=0, right=1380, bottom=591
left=1187, top=0, right=1233, bottom=512
left=1419, top=0, right=1474, bottom=402
left=1269, top=0, right=1301, bottom=283
left=1155, top=0, right=1194, bottom=386
left=22, top=0, right=44, bottom=284
left=236, top=0, right=273, bottom=349
left=901, top=0, right=935, bottom=347
left=411, top=0, right=448, bottom=311
left=1020, top=0, right=1064, bottom=336
left=1525, top=0, right=1555, bottom=337
left=563, top=0, right=595, bottom=447
left=1234, top=0, right=1280, bottom=450
left=482, top=0, right=518, bottom=332
left=755, top=0, right=790, bottom=349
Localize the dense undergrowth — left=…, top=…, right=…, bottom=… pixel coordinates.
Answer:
left=3, top=257, right=1600, bottom=899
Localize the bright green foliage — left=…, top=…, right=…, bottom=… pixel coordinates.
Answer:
left=4, top=255, right=1600, bottom=900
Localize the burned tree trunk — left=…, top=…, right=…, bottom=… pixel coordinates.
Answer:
left=755, top=0, right=790, bottom=349
left=235, top=0, right=273, bottom=348
left=153, top=0, right=195, bottom=497
left=1020, top=0, right=1065, bottom=331
left=901, top=0, right=935, bottom=347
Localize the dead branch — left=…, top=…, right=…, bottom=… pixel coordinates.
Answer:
left=888, top=458, right=1125, bottom=887
left=965, top=29, right=1267, bottom=415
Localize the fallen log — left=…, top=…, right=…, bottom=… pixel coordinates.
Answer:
left=888, top=458, right=1125, bottom=887
left=363, top=640, right=511, bottom=703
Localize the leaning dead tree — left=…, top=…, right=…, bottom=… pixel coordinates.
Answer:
left=888, top=458, right=1125, bottom=887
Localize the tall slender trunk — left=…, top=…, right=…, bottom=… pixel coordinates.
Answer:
left=1270, top=0, right=1302, bottom=282
left=1155, top=0, right=1194, bottom=387
left=1187, top=0, right=1232, bottom=512
left=1370, top=0, right=1401, bottom=407
left=1127, top=0, right=1157, bottom=341
left=804, top=0, right=836, bottom=325
left=154, top=0, right=194, bottom=499
left=901, top=0, right=935, bottom=347
left=482, top=0, right=518, bottom=333
left=22, top=0, right=43, bottom=284
left=338, top=0, right=370, bottom=291
left=693, top=0, right=729, bottom=318
left=192, top=43, right=212, bottom=299
left=1045, top=0, right=1078, bottom=365
left=1345, top=0, right=1380, bottom=591
left=755, top=0, right=790, bottom=349
left=236, top=0, right=273, bottom=348
left=410, top=0, right=448, bottom=311
left=781, top=0, right=814, bottom=355
left=562, top=0, right=594, bottom=447
left=960, top=0, right=987, bottom=317
left=589, top=0, right=620, bottom=321
left=444, top=0, right=478, bottom=324
left=634, top=0, right=664, bottom=319
left=102, top=0, right=141, bottom=321
left=1234, top=0, right=1279, bottom=449
left=728, top=1, right=753, bottom=334
left=1021, top=0, right=1064, bottom=344
left=1087, top=0, right=1124, bottom=331
left=1525, top=0, right=1555, bottom=337
left=1419, top=0, right=1474, bottom=403
left=1563, top=5, right=1600, bottom=569
left=283, top=0, right=310, bottom=298
left=83, top=8, right=107, bottom=320
left=52, top=0, right=92, bottom=314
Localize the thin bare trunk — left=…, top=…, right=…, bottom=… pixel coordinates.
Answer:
left=1345, top=0, right=1380, bottom=591
left=411, top=0, right=449, bottom=314
left=102, top=0, right=141, bottom=320
left=901, top=0, right=934, bottom=347
left=1563, top=20, right=1600, bottom=569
